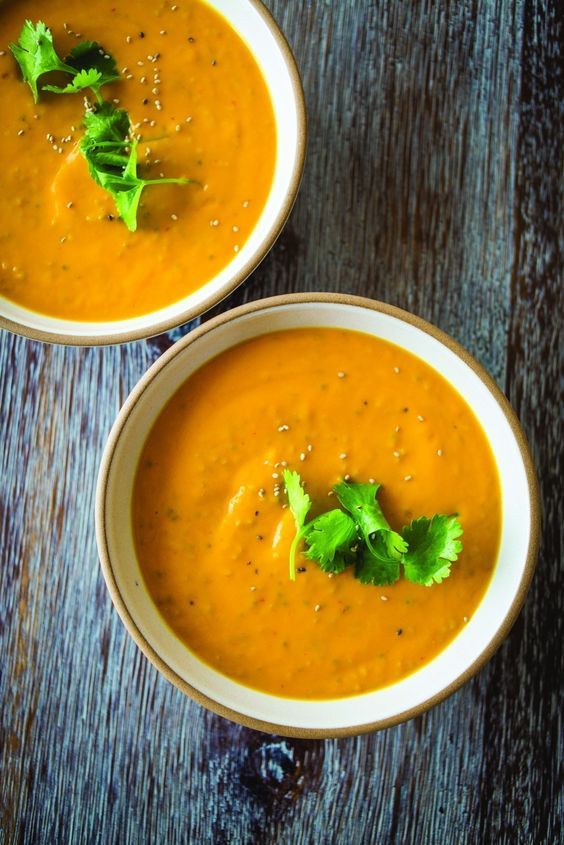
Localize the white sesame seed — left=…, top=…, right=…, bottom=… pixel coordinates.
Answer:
left=393, top=451, right=400, bottom=458
left=126, top=73, right=133, bottom=80
left=337, top=371, right=346, bottom=378
left=404, top=474, right=413, bottom=481
left=394, top=367, right=400, bottom=373
left=299, top=452, right=306, bottom=461
left=314, top=604, right=321, bottom=612
left=126, top=35, right=133, bottom=44
left=250, top=586, right=256, bottom=592
left=60, top=236, right=66, bottom=243
left=369, top=478, right=376, bottom=484
left=395, top=426, right=400, bottom=433
left=210, top=219, right=219, bottom=227
left=339, top=453, right=347, bottom=459
left=175, top=124, right=182, bottom=132
left=150, top=120, right=156, bottom=127
left=464, top=616, right=469, bottom=622
left=171, top=214, right=178, bottom=221
left=277, top=424, right=289, bottom=432
left=0, top=50, right=6, bottom=57
left=280, top=461, right=288, bottom=467
left=185, top=115, right=192, bottom=123
left=171, top=4, right=178, bottom=9
left=273, top=490, right=280, bottom=497
left=155, top=101, right=162, bottom=111
left=140, top=76, right=147, bottom=84
left=33, top=114, right=39, bottom=120
left=113, top=98, right=120, bottom=104
left=272, top=472, right=279, bottom=479
left=66, top=201, right=73, bottom=209
left=232, top=225, right=239, bottom=232
left=437, top=449, right=443, bottom=457
left=344, top=474, right=351, bottom=481
left=137, top=60, right=144, bottom=66
left=17, top=129, right=25, bottom=136
left=160, top=30, right=167, bottom=35
left=417, top=415, right=425, bottom=422
left=243, top=200, right=249, bottom=208
left=152, top=87, right=159, bottom=95
left=307, top=444, right=313, bottom=452
left=380, top=595, right=388, bottom=602
left=234, top=245, right=239, bottom=253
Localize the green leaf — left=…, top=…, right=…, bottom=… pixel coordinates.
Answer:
left=334, top=480, right=407, bottom=560
left=43, top=67, right=103, bottom=96
left=355, top=548, right=400, bottom=586
left=402, top=515, right=463, bottom=586
left=303, top=509, right=357, bottom=572
left=282, top=469, right=312, bottom=581
left=9, top=19, right=75, bottom=102
left=65, top=40, right=120, bottom=89
left=79, top=102, right=192, bottom=232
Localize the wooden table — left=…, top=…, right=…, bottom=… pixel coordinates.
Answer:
left=1, top=1, right=561, bottom=842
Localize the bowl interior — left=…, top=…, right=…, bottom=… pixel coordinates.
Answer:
left=99, top=299, right=535, bottom=733
left=0, top=0, right=304, bottom=343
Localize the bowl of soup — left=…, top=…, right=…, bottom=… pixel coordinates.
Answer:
left=0, top=0, right=305, bottom=344
left=96, top=293, right=539, bottom=736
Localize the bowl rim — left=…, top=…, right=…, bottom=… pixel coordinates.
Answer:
left=95, top=292, right=541, bottom=737
left=0, top=0, right=307, bottom=347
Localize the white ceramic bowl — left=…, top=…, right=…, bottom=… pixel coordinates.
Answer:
left=0, top=1, right=306, bottom=345
left=96, top=294, right=540, bottom=737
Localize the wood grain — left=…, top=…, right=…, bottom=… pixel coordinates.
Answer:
left=0, top=1, right=561, bottom=843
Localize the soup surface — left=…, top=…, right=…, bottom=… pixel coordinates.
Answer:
left=133, top=328, right=502, bottom=699
left=0, top=0, right=276, bottom=320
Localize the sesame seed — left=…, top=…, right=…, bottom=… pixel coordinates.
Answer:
left=394, top=367, right=400, bottom=373
left=380, top=595, right=388, bottom=601
left=232, top=225, right=239, bottom=232
left=242, top=200, right=249, bottom=208
left=66, top=201, right=73, bottom=209
left=299, top=452, right=306, bottom=461
left=233, top=245, right=239, bottom=253
left=437, top=449, right=443, bottom=457
left=17, top=129, right=25, bottom=136
left=210, top=219, right=219, bottom=227
left=273, top=490, right=280, bottom=497
left=152, top=87, right=159, bottom=95
left=280, top=461, right=288, bottom=467
left=277, top=424, right=289, bottom=432
left=171, top=214, right=178, bottom=221
left=368, top=477, right=376, bottom=484
left=155, top=100, right=162, bottom=111
left=126, top=73, right=133, bottom=80
left=150, top=120, right=156, bottom=127
left=272, top=472, right=279, bottom=479
left=60, top=236, right=66, bottom=243
left=404, top=474, right=413, bottom=481
left=464, top=616, right=469, bottom=622
left=171, top=4, right=178, bottom=10
left=314, top=604, right=321, bottom=612
left=33, top=114, right=39, bottom=120
left=0, top=51, right=6, bottom=57
left=337, top=371, right=346, bottom=378
left=140, top=76, right=147, bottom=84
left=250, top=586, right=256, bottom=592
left=160, top=29, right=167, bottom=35
left=307, top=444, right=313, bottom=452
left=395, top=426, right=400, bottom=433
left=417, top=415, right=425, bottom=422
left=175, top=124, right=182, bottom=132
left=344, top=473, right=351, bottom=481
left=137, top=60, right=144, bottom=66
left=185, top=116, right=192, bottom=123
left=126, top=35, right=133, bottom=44
left=339, top=453, right=347, bottom=459
left=393, top=451, right=400, bottom=458
left=258, top=488, right=265, bottom=498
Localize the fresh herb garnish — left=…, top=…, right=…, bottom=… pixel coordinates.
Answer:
left=80, top=102, right=193, bottom=231
left=9, top=21, right=119, bottom=102
left=282, top=470, right=463, bottom=588
left=10, top=20, right=194, bottom=231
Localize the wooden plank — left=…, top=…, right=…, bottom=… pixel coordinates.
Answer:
left=0, top=1, right=560, bottom=843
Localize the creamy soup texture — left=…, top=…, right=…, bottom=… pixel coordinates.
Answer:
left=133, top=328, right=502, bottom=700
left=0, top=0, right=276, bottom=319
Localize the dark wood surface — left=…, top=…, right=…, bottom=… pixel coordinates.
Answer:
left=1, top=1, right=561, bottom=842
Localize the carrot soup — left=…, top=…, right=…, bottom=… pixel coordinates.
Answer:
left=0, top=0, right=276, bottom=320
left=133, top=328, right=502, bottom=700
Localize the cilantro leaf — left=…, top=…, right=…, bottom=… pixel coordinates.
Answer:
left=402, top=515, right=463, bottom=586
left=9, top=19, right=75, bottom=102
left=282, top=469, right=312, bottom=581
left=43, top=67, right=104, bottom=97
left=303, top=509, right=357, bottom=573
left=79, top=102, right=192, bottom=232
left=334, top=480, right=407, bottom=561
left=355, top=548, right=400, bottom=586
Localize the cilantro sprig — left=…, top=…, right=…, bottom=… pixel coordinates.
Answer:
left=9, top=21, right=119, bottom=102
left=80, top=103, right=193, bottom=232
left=282, top=470, right=463, bottom=588
left=9, top=20, right=194, bottom=231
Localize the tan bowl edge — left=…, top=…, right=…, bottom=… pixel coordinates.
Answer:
left=95, top=292, right=541, bottom=738
left=0, top=0, right=307, bottom=346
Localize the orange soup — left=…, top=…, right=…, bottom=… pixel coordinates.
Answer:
left=133, top=328, right=502, bottom=699
left=0, top=0, right=276, bottom=320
